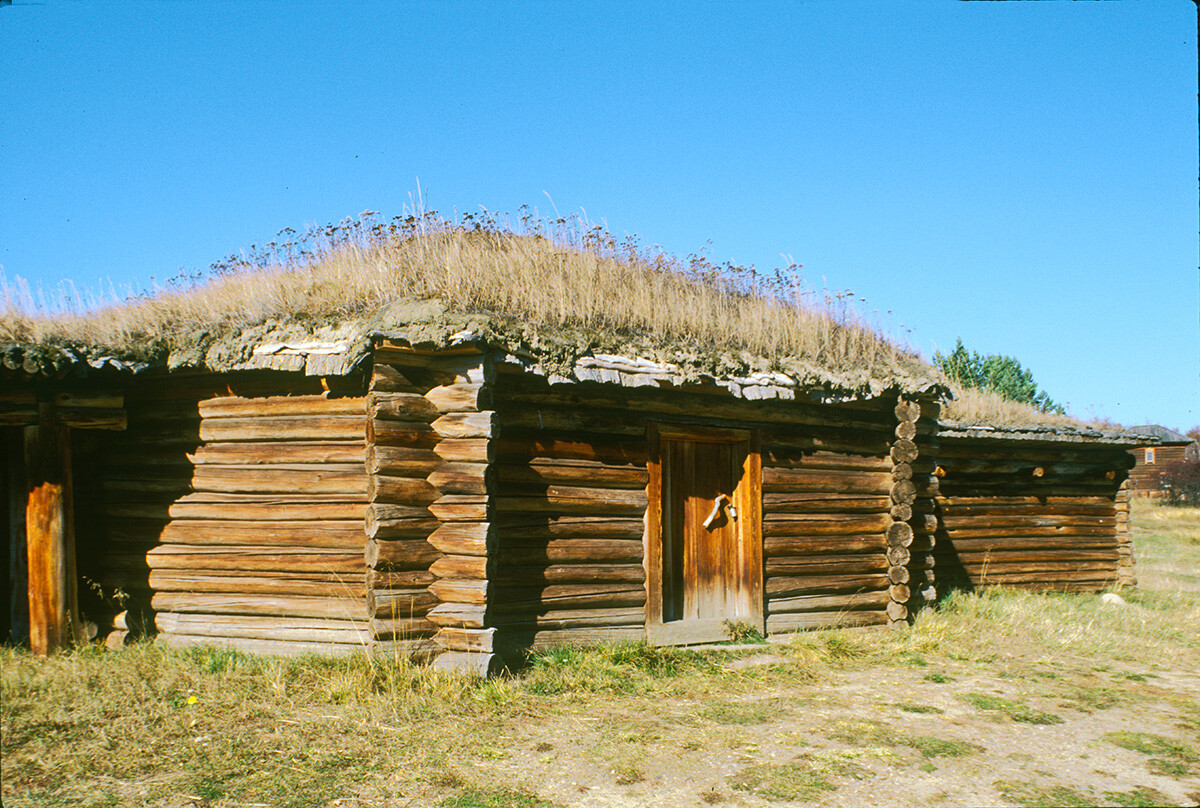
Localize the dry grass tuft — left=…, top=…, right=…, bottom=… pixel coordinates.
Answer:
left=0, top=209, right=925, bottom=378
left=941, top=386, right=1090, bottom=429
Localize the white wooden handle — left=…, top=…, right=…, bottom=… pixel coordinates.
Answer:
left=702, top=494, right=736, bottom=529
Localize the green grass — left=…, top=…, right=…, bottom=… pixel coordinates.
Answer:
left=729, top=753, right=869, bottom=802
left=440, top=788, right=558, bottom=808
left=1104, top=731, right=1200, bottom=776
left=1101, top=786, right=1173, bottom=807
left=993, top=780, right=1094, bottom=808
left=959, top=693, right=1064, bottom=725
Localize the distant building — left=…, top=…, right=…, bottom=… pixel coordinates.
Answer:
left=1127, top=425, right=1199, bottom=497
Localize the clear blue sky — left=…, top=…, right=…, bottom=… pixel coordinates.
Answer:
left=2, top=1, right=1196, bottom=429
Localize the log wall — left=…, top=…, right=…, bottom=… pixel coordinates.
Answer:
left=488, top=365, right=906, bottom=650
left=79, top=372, right=373, bottom=655
left=933, top=437, right=1134, bottom=593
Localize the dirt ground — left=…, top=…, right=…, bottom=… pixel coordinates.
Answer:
left=396, top=649, right=1199, bottom=808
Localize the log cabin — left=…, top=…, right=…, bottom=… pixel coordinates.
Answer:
left=930, top=423, right=1142, bottom=595
left=2, top=331, right=948, bottom=673
left=1125, top=425, right=1199, bottom=498
left=0, top=217, right=1152, bottom=672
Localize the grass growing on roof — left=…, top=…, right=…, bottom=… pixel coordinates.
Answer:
left=0, top=208, right=934, bottom=384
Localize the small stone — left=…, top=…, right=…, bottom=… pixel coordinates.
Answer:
left=1099, top=593, right=1126, bottom=606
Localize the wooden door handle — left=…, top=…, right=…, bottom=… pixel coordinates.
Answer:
left=702, top=494, right=737, bottom=529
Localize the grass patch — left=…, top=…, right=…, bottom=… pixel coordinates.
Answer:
left=993, top=780, right=1094, bottom=808
left=1101, top=786, right=1173, bottom=807
left=730, top=752, right=869, bottom=802
left=1104, top=731, right=1199, bottom=776
left=923, top=671, right=955, bottom=683
left=441, top=788, right=558, bottom=808
left=959, top=693, right=1064, bottom=725
left=905, top=735, right=983, bottom=759
left=898, top=702, right=944, bottom=714
left=699, top=701, right=785, bottom=726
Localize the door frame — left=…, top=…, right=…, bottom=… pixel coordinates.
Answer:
left=645, top=422, right=763, bottom=645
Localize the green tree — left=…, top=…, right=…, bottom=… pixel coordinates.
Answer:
left=933, top=339, right=1064, bottom=414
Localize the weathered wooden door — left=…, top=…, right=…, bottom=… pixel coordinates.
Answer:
left=647, top=425, right=762, bottom=645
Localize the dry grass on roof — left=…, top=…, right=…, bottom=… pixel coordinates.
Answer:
left=941, top=386, right=1089, bottom=429
left=1, top=209, right=923, bottom=377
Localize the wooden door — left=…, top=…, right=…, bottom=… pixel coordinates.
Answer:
left=647, top=425, right=762, bottom=645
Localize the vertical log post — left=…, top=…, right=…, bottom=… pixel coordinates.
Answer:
left=24, top=404, right=79, bottom=654
left=886, top=396, right=939, bottom=627
left=1114, top=479, right=1136, bottom=587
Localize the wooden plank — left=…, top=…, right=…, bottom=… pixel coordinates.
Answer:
left=190, top=464, right=367, bottom=495
left=198, top=395, right=364, bottom=419
left=364, top=538, right=441, bottom=570
left=199, top=416, right=365, bottom=442
left=192, top=441, right=365, bottom=466
left=494, top=462, right=647, bottom=490
left=151, top=592, right=363, bottom=619
left=148, top=572, right=367, bottom=597
left=159, top=520, right=366, bottom=548
left=766, top=610, right=888, bottom=634
left=158, top=633, right=365, bottom=657
left=169, top=500, right=367, bottom=521
left=157, top=611, right=372, bottom=644
left=767, top=590, right=892, bottom=614
left=24, top=417, right=78, bottom=654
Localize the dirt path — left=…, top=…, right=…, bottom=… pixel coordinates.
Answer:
left=428, top=658, right=1200, bottom=808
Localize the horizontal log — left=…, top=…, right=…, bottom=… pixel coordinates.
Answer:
left=493, top=487, right=647, bottom=516
left=368, top=392, right=440, bottom=422
left=766, top=573, right=889, bottom=598
left=434, top=626, right=496, bottom=653
left=425, top=383, right=490, bottom=413
left=430, top=650, right=502, bottom=676
left=369, top=419, right=441, bottom=449
left=428, top=522, right=491, bottom=556
left=938, top=495, right=1116, bottom=507
left=368, top=475, right=440, bottom=505
left=762, top=513, right=890, bottom=536
left=764, top=556, right=889, bottom=577
left=158, top=633, right=363, bottom=657
left=365, top=588, right=433, bottom=612
left=767, top=590, right=892, bottom=614
left=191, top=464, right=367, bottom=495
left=368, top=445, right=442, bottom=476
left=198, top=395, right=364, bottom=419
left=146, top=546, right=364, bottom=573
left=200, top=416, right=365, bottom=442
left=429, top=578, right=488, bottom=605
left=431, top=411, right=495, bottom=439
left=494, top=563, right=645, bottom=585
left=762, top=493, right=891, bottom=514
left=762, top=467, right=892, bottom=495
left=766, top=610, right=888, bottom=634
left=427, top=462, right=490, bottom=495
left=760, top=448, right=889, bottom=472
left=58, top=408, right=127, bottom=430
left=493, top=435, right=646, bottom=465
left=944, top=526, right=1116, bottom=539
left=367, top=569, right=436, bottom=589
left=159, top=520, right=365, bottom=548
left=501, top=381, right=895, bottom=432
left=434, top=438, right=491, bottom=463
left=497, top=539, right=644, bottom=564
left=494, top=461, right=647, bottom=490
left=492, top=516, right=645, bottom=540
left=943, top=548, right=1119, bottom=563
left=764, top=534, right=885, bottom=556
left=490, top=586, right=646, bottom=613
left=489, top=608, right=645, bottom=631
left=498, top=626, right=645, bottom=650
left=499, top=408, right=645, bottom=436
left=365, top=538, right=440, bottom=571
left=148, top=572, right=367, bottom=598
left=372, top=617, right=438, bottom=641
left=427, top=602, right=487, bottom=629
left=940, top=514, right=1117, bottom=529
left=430, top=555, right=489, bottom=580
left=427, top=494, right=488, bottom=521
left=157, top=611, right=371, bottom=644
left=364, top=514, right=439, bottom=541
left=152, top=592, right=363, bottom=619
left=168, top=499, right=368, bottom=524
left=369, top=363, right=422, bottom=393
